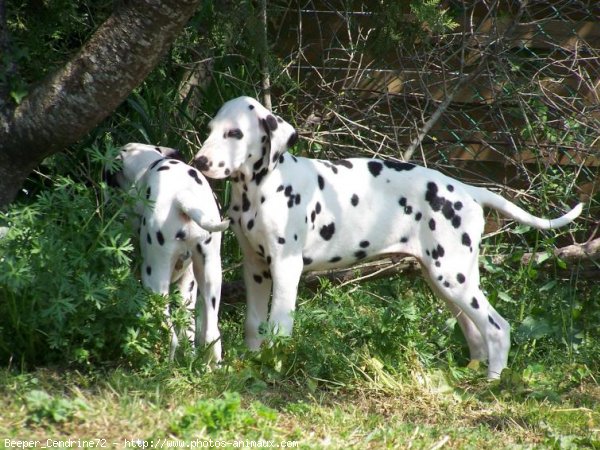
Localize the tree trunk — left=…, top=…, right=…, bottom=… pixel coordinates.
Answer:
left=0, top=0, right=203, bottom=207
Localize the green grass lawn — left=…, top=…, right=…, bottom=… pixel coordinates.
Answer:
left=1, top=363, right=598, bottom=448
left=1, top=277, right=599, bottom=449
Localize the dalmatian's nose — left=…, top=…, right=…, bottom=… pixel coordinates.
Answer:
left=196, top=155, right=210, bottom=172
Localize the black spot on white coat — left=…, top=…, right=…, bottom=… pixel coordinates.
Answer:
left=149, top=159, right=164, bottom=170
left=384, top=160, right=416, bottom=171
left=320, top=222, right=336, bottom=240
left=333, top=159, right=353, bottom=169
left=188, top=168, right=203, bottom=185
left=318, top=175, right=325, bottom=190
left=354, top=250, right=367, bottom=260
left=462, top=232, right=472, bottom=249
left=488, top=315, right=501, bottom=330
left=367, top=161, right=383, bottom=177
left=242, top=193, right=251, bottom=212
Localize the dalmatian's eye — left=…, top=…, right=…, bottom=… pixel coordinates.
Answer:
left=226, top=129, right=244, bottom=140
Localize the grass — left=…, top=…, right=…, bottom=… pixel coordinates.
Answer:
left=1, top=364, right=599, bottom=448
left=1, top=276, right=600, bottom=449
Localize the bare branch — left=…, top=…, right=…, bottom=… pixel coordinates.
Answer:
left=402, top=0, right=526, bottom=161
left=259, top=0, right=271, bottom=110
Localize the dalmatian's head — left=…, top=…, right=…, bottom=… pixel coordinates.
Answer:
left=194, top=96, right=298, bottom=179
left=106, top=143, right=184, bottom=189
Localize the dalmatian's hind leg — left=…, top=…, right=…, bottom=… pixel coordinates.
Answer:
left=423, top=260, right=510, bottom=379
left=192, top=242, right=224, bottom=364
left=141, top=257, right=180, bottom=362
left=173, top=264, right=198, bottom=347
left=421, top=268, right=487, bottom=363
left=443, top=299, right=488, bottom=363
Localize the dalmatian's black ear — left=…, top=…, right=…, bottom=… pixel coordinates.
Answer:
left=158, top=147, right=185, bottom=162
left=103, top=148, right=125, bottom=189
left=287, top=131, right=299, bottom=148
left=103, top=167, right=121, bottom=188
left=260, top=116, right=277, bottom=172
left=260, top=113, right=296, bottom=172
left=265, top=114, right=278, bottom=132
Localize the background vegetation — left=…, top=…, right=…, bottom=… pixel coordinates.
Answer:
left=0, top=0, right=599, bottom=447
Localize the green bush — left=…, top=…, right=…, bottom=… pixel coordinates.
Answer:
left=0, top=168, right=166, bottom=367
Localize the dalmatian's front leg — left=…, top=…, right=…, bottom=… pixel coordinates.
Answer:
left=240, top=243, right=273, bottom=351
left=268, top=254, right=304, bottom=339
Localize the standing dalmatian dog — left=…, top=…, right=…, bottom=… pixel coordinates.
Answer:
left=112, top=143, right=229, bottom=362
left=194, top=97, right=583, bottom=379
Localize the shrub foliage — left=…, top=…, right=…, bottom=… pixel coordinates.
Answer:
left=0, top=170, right=167, bottom=366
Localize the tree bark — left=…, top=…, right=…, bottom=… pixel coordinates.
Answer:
left=0, top=0, right=203, bottom=207
left=222, top=238, right=600, bottom=304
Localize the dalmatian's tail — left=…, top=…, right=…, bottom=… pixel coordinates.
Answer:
left=175, top=193, right=230, bottom=233
left=468, top=186, right=583, bottom=230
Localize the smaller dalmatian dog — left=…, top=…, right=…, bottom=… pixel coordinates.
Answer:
left=194, top=97, right=583, bottom=379
left=111, top=143, right=229, bottom=362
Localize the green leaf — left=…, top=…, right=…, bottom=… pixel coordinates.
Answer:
left=539, top=280, right=557, bottom=292
left=512, top=224, right=531, bottom=235
left=498, top=291, right=515, bottom=304
left=535, top=251, right=552, bottom=264
left=519, top=316, right=554, bottom=339
left=10, top=89, right=28, bottom=104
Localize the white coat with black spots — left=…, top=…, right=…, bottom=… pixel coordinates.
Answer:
left=194, top=97, right=583, bottom=379
left=112, top=143, right=229, bottom=363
